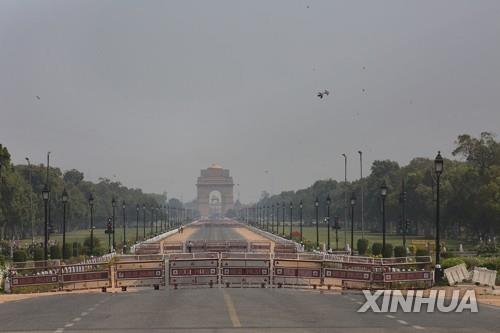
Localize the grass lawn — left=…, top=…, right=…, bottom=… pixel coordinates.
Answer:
left=260, top=223, right=462, bottom=251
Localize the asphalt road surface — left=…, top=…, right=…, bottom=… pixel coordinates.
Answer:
left=1, top=288, right=498, bottom=333
left=187, top=224, right=245, bottom=241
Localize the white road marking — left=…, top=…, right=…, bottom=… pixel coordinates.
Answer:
left=73, top=317, right=81, bottom=322
left=397, top=320, right=408, bottom=325
left=385, top=315, right=395, bottom=319
left=413, top=325, right=425, bottom=330
left=81, top=312, right=88, bottom=316
left=64, top=323, right=74, bottom=328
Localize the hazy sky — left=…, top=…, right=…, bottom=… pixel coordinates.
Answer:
left=1, top=1, right=499, bottom=203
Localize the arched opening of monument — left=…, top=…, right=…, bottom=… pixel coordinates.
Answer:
left=208, top=190, right=222, bottom=219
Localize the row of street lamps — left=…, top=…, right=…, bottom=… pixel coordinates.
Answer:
left=245, top=152, right=445, bottom=281
left=40, top=186, right=189, bottom=259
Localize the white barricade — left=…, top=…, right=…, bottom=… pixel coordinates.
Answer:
left=472, top=267, right=497, bottom=287
left=444, top=263, right=469, bottom=285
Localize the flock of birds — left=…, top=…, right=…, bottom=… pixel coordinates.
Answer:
left=316, top=67, right=367, bottom=100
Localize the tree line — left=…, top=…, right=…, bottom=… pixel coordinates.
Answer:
left=0, top=145, right=183, bottom=241
left=255, top=132, right=500, bottom=242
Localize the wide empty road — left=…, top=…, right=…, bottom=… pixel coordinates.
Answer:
left=1, top=287, right=498, bottom=333
left=187, top=223, right=246, bottom=241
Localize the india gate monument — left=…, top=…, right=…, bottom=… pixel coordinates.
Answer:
left=196, top=164, right=234, bottom=218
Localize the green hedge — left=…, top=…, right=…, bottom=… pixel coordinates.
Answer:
left=372, top=243, right=382, bottom=256
left=382, top=243, right=394, bottom=258
left=394, top=245, right=406, bottom=258
left=357, top=239, right=369, bottom=256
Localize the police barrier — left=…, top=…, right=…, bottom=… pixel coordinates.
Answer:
left=134, top=242, right=161, bottom=255
left=163, top=241, right=184, bottom=253
left=472, top=267, right=497, bottom=287
left=249, top=241, right=272, bottom=252
left=168, top=253, right=219, bottom=288
left=61, top=262, right=112, bottom=292
left=9, top=260, right=61, bottom=293
left=273, top=253, right=322, bottom=288
left=274, top=242, right=298, bottom=254
left=444, top=263, right=469, bottom=285
left=114, top=255, right=165, bottom=291
left=220, top=253, right=270, bottom=287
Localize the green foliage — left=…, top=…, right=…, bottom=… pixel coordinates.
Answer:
left=33, top=247, right=44, bottom=261
left=394, top=245, right=407, bottom=257
left=476, top=243, right=500, bottom=256
left=49, top=245, right=62, bottom=259
left=441, top=257, right=466, bottom=269
left=63, top=244, right=72, bottom=259
left=416, top=248, right=429, bottom=257
left=13, top=250, right=27, bottom=262
left=357, top=238, right=369, bottom=255
left=372, top=243, right=382, bottom=256
left=383, top=243, right=394, bottom=258
left=462, top=256, right=482, bottom=269
left=72, top=242, right=80, bottom=257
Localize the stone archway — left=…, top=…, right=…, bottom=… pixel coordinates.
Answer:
left=196, top=164, right=234, bottom=218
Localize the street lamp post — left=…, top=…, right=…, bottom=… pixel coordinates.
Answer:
left=155, top=206, right=159, bottom=234
left=271, top=204, right=275, bottom=233
left=350, top=193, right=356, bottom=254
left=342, top=153, right=348, bottom=249
left=89, top=193, right=94, bottom=256
left=334, top=216, right=339, bottom=250
left=358, top=150, right=364, bottom=239
left=142, top=204, right=146, bottom=240
left=434, top=151, right=444, bottom=282
left=400, top=179, right=407, bottom=249
left=380, top=181, right=388, bottom=255
left=282, top=202, right=285, bottom=235
left=122, top=201, right=126, bottom=253
left=276, top=203, right=280, bottom=235
left=289, top=202, right=293, bottom=239
left=150, top=206, right=154, bottom=234
left=136, top=204, right=139, bottom=242
left=315, top=197, right=319, bottom=249
left=299, top=200, right=303, bottom=242
left=326, top=195, right=331, bottom=251
left=112, top=198, right=116, bottom=251
left=61, top=188, right=68, bottom=260
left=42, top=185, right=50, bottom=261
left=25, top=157, right=34, bottom=244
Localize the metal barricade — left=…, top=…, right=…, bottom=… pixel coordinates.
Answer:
left=134, top=242, right=161, bottom=255
left=114, top=255, right=165, bottom=291
left=163, top=241, right=184, bottom=253
left=9, top=260, right=61, bottom=293
left=220, top=253, right=270, bottom=287
left=61, top=262, right=111, bottom=292
left=273, top=254, right=322, bottom=288
left=250, top=241, right=271, bottom=252
left=168, top=253, right=219, bottom=288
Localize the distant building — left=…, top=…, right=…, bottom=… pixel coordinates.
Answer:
left=196, top=164, right=234, bottom=219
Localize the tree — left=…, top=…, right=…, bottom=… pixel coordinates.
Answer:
left=63, top=169, right=84, bottom=185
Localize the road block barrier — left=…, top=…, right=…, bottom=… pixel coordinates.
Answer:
left=220, top=253, right=270, bottom=287
left=9, top=260, right=61, bottom=293
left=273, top=253, right=322, bottom=288
left=227, top=240, right=249, bottom=252
left=61, top=262, right=112, bottom=292
left=163, top=241, right=184, bottom=253
left=168, top=253, right=219, bottom=288
left=249, top=241, right=271, bottom=252
left=472, top=267, right=497, bottom=287
left=274, top=242, right=298, bottom=254
left=444, top=263, right=469, bottom=285
left=114, top=255, right=164, bottom=291
left=134, top=242, right=161, bottom=255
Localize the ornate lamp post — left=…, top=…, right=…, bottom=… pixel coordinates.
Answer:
left=122, top=201, right=126, bottom=253
left=326, top=195, right=331, bottom=251
left=289, top=202, right=293, bottom=239
left=400, top=179, right=407, bottom=249
left=142, top=204, right=146, bottom=240
left=282, top=202, right=285, bottom=235
left=334, top=216, right=340, bottom=250
left=135, top=204, right=140, bottom=242
left=89, top=193, right=94, bottom=256
left=271, top=204, right=275, bottom=233
left=350, top=193, right=356, bottom=254
left=434, top=151, right=444, bottom=282
left=111, top=197, right=116, bottom=251
left=276, top=202, right=280, bottom=234
left=299, top=200, right=303, bottom=242
left=380, top=181, right=388, bottom=255
left=61, top=188, right=68, bottom=260
left=315, top=197, right=319, bottom=248
left=42, top=185, right=50, bottom=261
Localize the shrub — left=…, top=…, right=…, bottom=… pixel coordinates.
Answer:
left=72, top=242, right=80, bottom=257
left=0, top=254, right=5, bottom=268
left=13, top=250, right=28, bottom=262
left=462, top=256, right=482, bottom=269
left=49, top=245, right=62, bottom=259
left=480, top=257, right=500, bottom=271
left=357, top=239, right=369, bottom=256
left=441, top=257, right=466, bottom=269
left=63, top=244, right=72, bottom=260
left=383, top=243, right=394, bottom=258
left=394, top=245, right=407, bottom=258
left=415, top=248, right=429, bottom=256
left=33, top=247, right=44, bottom=261
left=372, top=243, right=382, bottom=256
